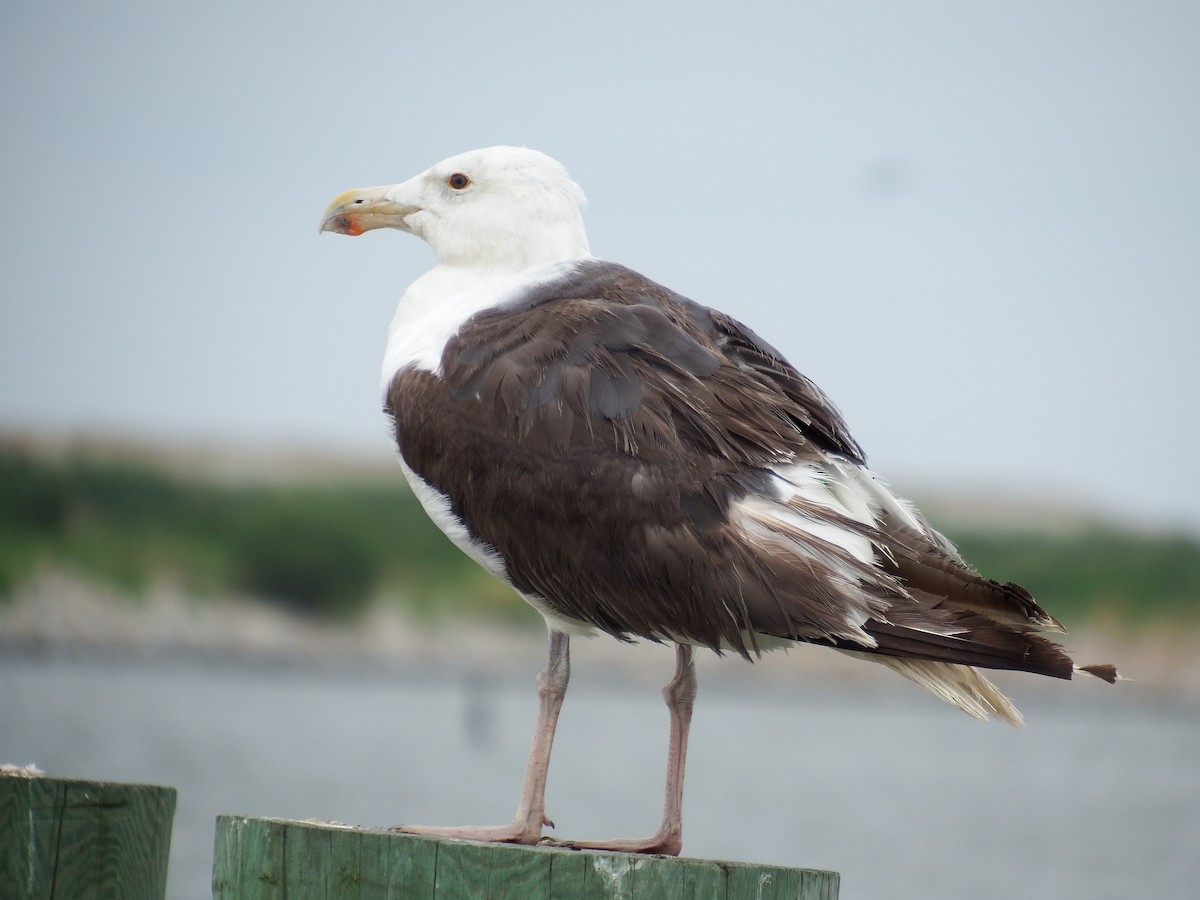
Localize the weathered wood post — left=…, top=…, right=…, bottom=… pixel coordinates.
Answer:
left=212, top=815, right=839, bottom=899
left=0, top=772, right=177, bottom=900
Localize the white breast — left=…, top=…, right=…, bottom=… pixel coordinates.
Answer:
left=395, top=456, right=510, bottom=581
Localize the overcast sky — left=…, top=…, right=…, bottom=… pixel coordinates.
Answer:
left=1, top=1, right=1197, bottom=531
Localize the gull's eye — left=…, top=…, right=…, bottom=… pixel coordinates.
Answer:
left=446, top=172, right=471, bottom=190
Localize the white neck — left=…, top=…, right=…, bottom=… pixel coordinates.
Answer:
left=433, top=216, right=591, bottom=271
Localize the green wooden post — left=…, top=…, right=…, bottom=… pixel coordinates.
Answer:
left=212, top=816, right=839, bottom=900
left=0, top=772, right=177, bottom=900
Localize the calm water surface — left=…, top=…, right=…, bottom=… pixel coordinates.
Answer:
left=2, top=650, right=1196, bottom=899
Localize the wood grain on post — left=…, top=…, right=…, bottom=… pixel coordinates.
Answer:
left=0, top=773, right=176, bottom=900
left=212, top=815, right=839, bottom=900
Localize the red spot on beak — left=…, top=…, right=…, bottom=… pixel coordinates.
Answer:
left=336, top=214, right=364, bottom=236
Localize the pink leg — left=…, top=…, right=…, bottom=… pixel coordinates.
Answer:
left=555, top=643, right=697, bottom=856
left=393, top=629, right=570, bottom=844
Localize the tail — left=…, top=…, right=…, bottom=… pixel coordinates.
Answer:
left=834, top=609, right=1119, bottom=727
left=842, top=652, right=1026, bottom=726
left=856, top=654, right=1119, bottom=727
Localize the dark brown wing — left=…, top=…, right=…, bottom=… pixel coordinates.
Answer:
left=387, top=260, right=1115, bottom=683
left=441, top=260, right=861, bottom=469
left=389, top=261, right=892, bottom=654
left=706, top=309, right=865, bottom=463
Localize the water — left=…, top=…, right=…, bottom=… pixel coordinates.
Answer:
left=2, top=649, right=1196, bottom=899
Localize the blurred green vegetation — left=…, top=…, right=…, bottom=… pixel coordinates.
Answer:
left=954, top=530, right=1200, bottom=626
left=0, top=445, right=515, bottom=621
left=1, top=444, right=1197, bottom=626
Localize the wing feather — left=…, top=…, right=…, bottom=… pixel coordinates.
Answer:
left=389, top=259, right=1116, bottom=698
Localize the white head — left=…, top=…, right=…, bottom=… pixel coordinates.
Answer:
left=321, top=146, right=590, bottom=271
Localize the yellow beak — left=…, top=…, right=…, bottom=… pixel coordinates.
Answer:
left=319, top=186, right=419, bottom=236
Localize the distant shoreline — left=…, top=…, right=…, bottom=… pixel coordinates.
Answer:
left=3, top=569, right=1194, bottom=706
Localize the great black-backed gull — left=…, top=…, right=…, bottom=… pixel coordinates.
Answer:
left=321, top=146, right=1116, bottom=855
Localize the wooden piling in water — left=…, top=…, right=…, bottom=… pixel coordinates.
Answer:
left=0, top=773, right=176, bottom=900
left=212, top=815, right=839, bottom=899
